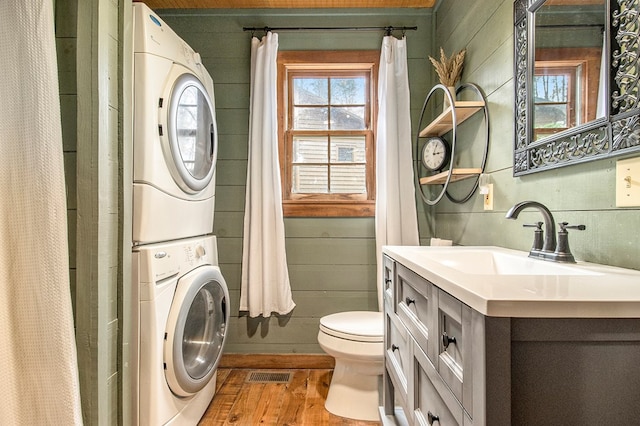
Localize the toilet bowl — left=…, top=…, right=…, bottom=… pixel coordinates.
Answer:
left=317, top=311, right=384, bottom=421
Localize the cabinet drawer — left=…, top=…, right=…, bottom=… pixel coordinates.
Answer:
left=396, top=263, right=435, bottom=357
left=414, top=343, right=464, bottom=425
left=386, top=311, right=410, bottom=399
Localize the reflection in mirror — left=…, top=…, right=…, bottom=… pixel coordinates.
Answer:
left=533, top=0, right=605, bottom=141
left=513, top=0, right=640, bottom=176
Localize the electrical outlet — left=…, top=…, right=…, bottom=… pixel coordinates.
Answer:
left=616, top=157, right=640, bottom=207
left=483, top=183, right=494, bottom=211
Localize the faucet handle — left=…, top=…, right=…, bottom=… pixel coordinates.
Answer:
left=558, top=222, right=586, bottom=232
left=554, top=222, right=586, bottom=263
left=522, top=222, right=544, bottom=251
left=522, top=221, right=543, bottom=230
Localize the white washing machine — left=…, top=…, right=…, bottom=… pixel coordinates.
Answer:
left=132, top=2, right=218, bottom=245
left=132, top=235, right=229, bottom=425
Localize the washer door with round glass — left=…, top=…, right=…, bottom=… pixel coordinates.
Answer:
left=164, top=266, right=229, bottom=397
left=160, top=67, right=218, bottom=195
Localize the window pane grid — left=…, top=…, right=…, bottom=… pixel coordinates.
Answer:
left=291, top=75, right=368, bottom=131
left=290, top=133, right=368, bottom=194
left=278, top=51, right=379, bottom=216
left=533, top=64, right=579, bottom=137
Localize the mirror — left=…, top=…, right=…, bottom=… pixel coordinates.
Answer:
left=533, top=1, right=605, bottom=140
left=513, top=0, right=640, bottom=176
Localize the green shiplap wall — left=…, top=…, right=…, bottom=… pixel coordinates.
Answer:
left=433, top=0, right=640, bottom=270
left=158, top=8, right=435, bottom=353
left=57, top=0, right=126, bottom=423
left=56, top=0, right=78, bottom=317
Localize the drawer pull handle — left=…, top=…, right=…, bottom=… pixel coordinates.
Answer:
left=405, top=297, right=415, bottom=305
left=391, top=344, right=399, bottom=352
left=442, top=332, right=457, bottom=349
left=427, top=411, right=440, bottom=424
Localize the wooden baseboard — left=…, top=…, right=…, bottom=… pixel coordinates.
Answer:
left=219, top=353, right=335, bottom=369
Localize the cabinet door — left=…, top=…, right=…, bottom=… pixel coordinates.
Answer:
left=383, top=255, right=396, bottom=309
left=396, top=263, right=436, bottom=360
left=437, top=290, right=475, bottom=417
left=438, top=290, right=465, bottom=404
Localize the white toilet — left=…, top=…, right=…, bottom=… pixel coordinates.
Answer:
left=317, top=310, right=384, bottom=421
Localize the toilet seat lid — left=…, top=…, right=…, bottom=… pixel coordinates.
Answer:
left=319, top=311, right=383, bottom=342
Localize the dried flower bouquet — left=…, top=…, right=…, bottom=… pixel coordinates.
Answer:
left=429, top=47, right=466, bottom=87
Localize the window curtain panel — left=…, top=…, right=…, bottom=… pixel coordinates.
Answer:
left=376, top=36, right=420, bottom=310
left=241, top=32, right=296, bottom=318
left=0, top=1, right=83, bottom=424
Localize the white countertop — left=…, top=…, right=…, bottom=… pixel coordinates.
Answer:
left=383, top=245, right=640, bottom=318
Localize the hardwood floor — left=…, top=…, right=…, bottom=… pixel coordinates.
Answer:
left=199, top=368, right=382, bottom=425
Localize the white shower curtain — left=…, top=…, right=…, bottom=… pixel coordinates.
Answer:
left=0, top=1, right=83, bottom=424
left=241, top=32, right=296, bottom=318
left=376, top=36, right=420, bottom=310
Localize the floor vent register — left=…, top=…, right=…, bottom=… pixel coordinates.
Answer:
left=245, top=371, right=294, bottom=384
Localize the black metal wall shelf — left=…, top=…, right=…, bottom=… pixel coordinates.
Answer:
left=415, top=83, right=490, bottom=205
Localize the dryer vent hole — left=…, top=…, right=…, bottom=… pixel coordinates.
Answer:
left=245, top=371, right=293, bottom=384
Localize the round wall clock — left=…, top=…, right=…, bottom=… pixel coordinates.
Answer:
left=421, top=136, right=450, bottom=171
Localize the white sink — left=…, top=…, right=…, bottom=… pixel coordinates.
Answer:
left=423, top=248, right=601, bottom=276
left=383, top=245, right=640, bottom=318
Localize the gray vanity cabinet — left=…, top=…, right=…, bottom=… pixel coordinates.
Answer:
left=380, top=254, right=640, bottom=425
left=383, top=256, right=506, bottom=426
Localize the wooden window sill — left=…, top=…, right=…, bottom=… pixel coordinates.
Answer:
left=283, top=201, right=375, bottom=217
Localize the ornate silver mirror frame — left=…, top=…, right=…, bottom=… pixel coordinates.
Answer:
left=513, top=0, right=640, bottom=176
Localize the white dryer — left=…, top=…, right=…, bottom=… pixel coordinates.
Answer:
left=132, top=3, right=218, bottom=245
left=132, top=235, right=229, bottom=425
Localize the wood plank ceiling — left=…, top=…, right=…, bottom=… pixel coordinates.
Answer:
left=140, top=0, right=436, bottom=8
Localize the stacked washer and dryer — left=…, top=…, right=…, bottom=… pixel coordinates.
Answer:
left=131, top=3, right=229, bottom=425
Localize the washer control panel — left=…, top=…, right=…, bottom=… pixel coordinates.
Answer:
left=135, top=235, right=219, bottom=301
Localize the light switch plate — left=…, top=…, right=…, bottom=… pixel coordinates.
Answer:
left=616, top=157, right=640, bottom=207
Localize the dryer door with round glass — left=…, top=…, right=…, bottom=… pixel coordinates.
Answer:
left=163, top=70, right=218, bottom=194
left=164, top=266, right=229, bottom=397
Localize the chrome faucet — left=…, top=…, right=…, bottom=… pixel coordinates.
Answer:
left=505, top=201, right=557, bottom=260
